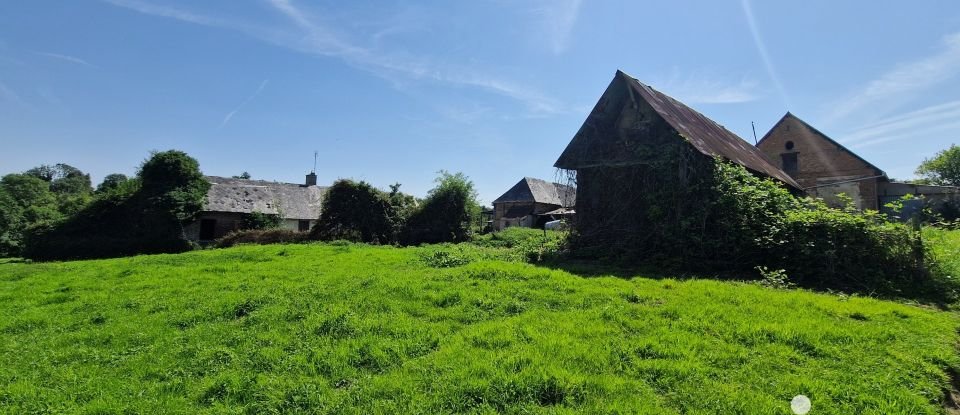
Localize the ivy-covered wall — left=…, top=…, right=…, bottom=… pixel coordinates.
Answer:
left=569, top=138, right=719, bottom=265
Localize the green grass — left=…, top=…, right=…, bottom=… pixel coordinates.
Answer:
left=1, top=242, right=959, bottom=414
left=926, top=227, right=960, bottom=280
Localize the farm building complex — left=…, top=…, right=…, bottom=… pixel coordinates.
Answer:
left=185, top=173, right=327, bottom=242
left=491, top=177, right=575, bottom=231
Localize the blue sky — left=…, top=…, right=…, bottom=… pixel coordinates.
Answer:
left=2, top=1, right=959, bottom=203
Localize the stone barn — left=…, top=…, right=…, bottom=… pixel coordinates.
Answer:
left=491, top=177, right=575, bottom=231
left=185, top=173, right=327, bottom=242
left=554, top=70, right=799, bottom=258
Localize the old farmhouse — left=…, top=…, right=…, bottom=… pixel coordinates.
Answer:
left=554, top=70, right=799, bottom=256
left=758, top=112, right=959, bottom=213
left=185, top=173, right=328, bottom=242
left=491, top=177, right=575, bottom=230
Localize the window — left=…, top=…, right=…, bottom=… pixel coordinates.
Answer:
left=781, top=153, right=798, bottom=175
left=298, top=220, right=310, bottom=232
left=785, top=141, right=794, bottom=150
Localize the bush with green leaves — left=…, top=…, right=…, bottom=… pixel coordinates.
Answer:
left=215, top=228, right=308, bottom=248
left=403, top=171, right=479, bottom=245
left=23, top=150, right=210, bottom=261
left=240, top=211, right=282, bottom=230
left=719, top=162, right=953, bottom=301
left=310, top=179, right=401, bottom=244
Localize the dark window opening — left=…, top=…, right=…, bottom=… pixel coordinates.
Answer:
left=781, top=153, right=799, bottom=175
left=298, top=220, right=310, bottom=232
left=199, top=219, right=217, bottom=240
left=785, top=140, right=794, bottom=150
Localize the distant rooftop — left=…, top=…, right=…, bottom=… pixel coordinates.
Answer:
left=202, top=176, right=328, bottom=220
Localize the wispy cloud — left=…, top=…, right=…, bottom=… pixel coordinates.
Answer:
left=100, top=0, right=225, bottom=26
left=842, top=100, right=960, bottom=148
left=655, top=70, right=761, bottom=104
left=831, top=32, right=960, bottom=123
left=0, top=81, right=24, bottom=105
left=220, top=79, right=269, bottom=129
left=529, top=0, right=582, bottom=55
left=34, top=52, right=97, bottom=68
left=101, top=0, right=567, bottom=116
left=740, top=0, right=789, bottom=106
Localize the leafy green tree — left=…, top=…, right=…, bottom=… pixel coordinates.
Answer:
left=26, top=163, right=92, bottom=195
left=138, top=150, right=210, bottom=223
left=2, top=174, right=57, bottom=210
left=311, top=179, right=400, bottom=243
left=96, top=174, right=130, bottom=194
left=404, top=171, right=479, bottom=244
left=388, top=182, right=419, bottom=222
left=0, top=187, right=25, bottom=256
left=232, top=172, right=252, bottom=179
left=916, top=144, right=960, bottom=186
left=23, top=150, right=208, bottom=261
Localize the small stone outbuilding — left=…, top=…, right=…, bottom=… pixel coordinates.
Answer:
left=491, top=177, right=575, bottom=231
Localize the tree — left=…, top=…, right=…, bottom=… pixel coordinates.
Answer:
left=26, top=163, right=92, bottom=196
left=403, top=171, right=479, bottom=244
left=388, top=182, right=419, bottom=222
left=916, top=144, right=960, bottom=186
left=232, top=172, right=252, bottom=179
left=310, top=179, right=399, bottom=243
left=23, top=150, right=208, bottom=261
left=0, top=187, right=24, bottom=256
left=138, top=150, right=210, bottom=223
left=96, top=174, right=130, bottom=194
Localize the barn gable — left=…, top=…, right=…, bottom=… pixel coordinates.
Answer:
left=757, top=112, right=886, bottom=179
left=756, top=112, right=887, bottom=210
left=555, top=70, right=800, bottom=189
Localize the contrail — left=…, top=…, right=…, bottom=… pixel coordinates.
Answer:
left=740, top=0, right=790, bottom=107
left=220, top=79, right=269, bottom=129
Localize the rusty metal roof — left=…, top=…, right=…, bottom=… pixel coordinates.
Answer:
left=555, top=70, right=801, bottom=190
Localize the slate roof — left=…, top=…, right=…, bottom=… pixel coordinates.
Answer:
left=492, top=177, right=576, bottom=207
left=555, top=70, right=801, bottom=190
left=202, top=176, right=328, bottom=220
left=758, top=112, right=887, bottom=178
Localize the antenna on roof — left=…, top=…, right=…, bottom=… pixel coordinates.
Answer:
left=312, top=150, right=318, bottom=174
left=751, top=121, right=758, bottom=145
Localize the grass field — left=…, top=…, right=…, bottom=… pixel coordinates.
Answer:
left=1, top=239, right=959, bottom=414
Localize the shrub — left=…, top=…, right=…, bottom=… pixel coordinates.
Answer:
left=472, top=228, right=568, bottom=262
left=23, top=150, right=209, bottom=261
left=215, top=229, right=309, bottom=248
left=240, top=211, right=282, bottom=230
left=768, top=199, right=951, bottom=300
left=310, top=179, right=401, bottom=244
left=404, top=171, right=479, bottom=245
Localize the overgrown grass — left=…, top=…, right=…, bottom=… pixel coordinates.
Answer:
left=1, top=242, right=958, bottom=413
left=926, top=227, right=960, bottom=281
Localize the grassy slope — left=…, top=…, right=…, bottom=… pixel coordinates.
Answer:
left=0, top=242, right=958, bottom=414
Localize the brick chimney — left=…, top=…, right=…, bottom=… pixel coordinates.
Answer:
left=305, top=172, right=317, bottom=186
